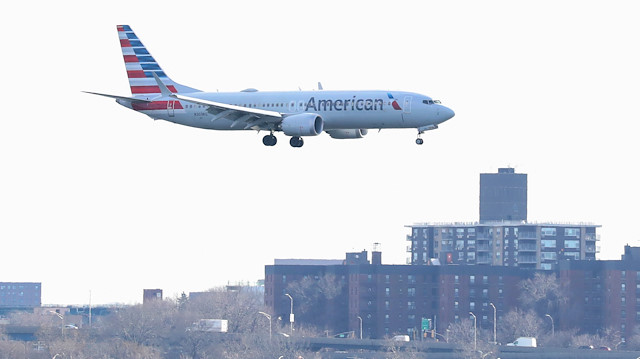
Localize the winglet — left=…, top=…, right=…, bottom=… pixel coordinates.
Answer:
left=152, top=72, right=174, bottom=97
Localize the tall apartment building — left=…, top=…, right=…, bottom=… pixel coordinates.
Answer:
left=480, top=168, right=527, bottom=223
left=407, top=222, right=600, bottom=270
left=407, top=168, right=599, bottom=269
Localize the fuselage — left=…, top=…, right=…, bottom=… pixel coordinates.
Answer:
left=119, top=90, right=454, bottom=131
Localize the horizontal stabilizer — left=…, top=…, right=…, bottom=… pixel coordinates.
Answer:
left=83, top=91, right=153, bottom=103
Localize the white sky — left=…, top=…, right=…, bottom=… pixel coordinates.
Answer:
left=1, top=0, right=639, bottom=305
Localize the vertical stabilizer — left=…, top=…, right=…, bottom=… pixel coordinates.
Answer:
left=117, top=25, right=199, bottom=97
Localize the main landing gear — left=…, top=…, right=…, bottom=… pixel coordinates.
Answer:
left=416, top=137, right=424, bottom=145
left=289, top=136, right=304, bottom=148
left=262, top=134, right=277, bottom=146
left=262, top=133, right=304, bottom=148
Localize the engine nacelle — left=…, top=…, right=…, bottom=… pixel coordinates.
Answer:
left=281, top=113, right=324, bottom=136
left=326, top=129, right=369, bottom=139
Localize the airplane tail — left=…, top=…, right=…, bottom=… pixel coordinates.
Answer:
left=117, top=25, right=200, bottom=96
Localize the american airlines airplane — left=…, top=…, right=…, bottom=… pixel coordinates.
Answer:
left=87, top=25, right=455, bottom=147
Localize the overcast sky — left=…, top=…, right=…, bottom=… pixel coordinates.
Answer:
left=1, top=0, right=639, bottom=305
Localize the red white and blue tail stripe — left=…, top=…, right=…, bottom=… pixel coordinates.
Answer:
left=117, top=25, right=199, bottom=97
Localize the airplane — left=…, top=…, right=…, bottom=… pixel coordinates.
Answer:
left=86, top=25, right=455, bottom=147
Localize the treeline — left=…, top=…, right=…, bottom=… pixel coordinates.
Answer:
left=0, top=287, right=313, bottom=359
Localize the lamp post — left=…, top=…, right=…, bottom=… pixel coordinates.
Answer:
left=545, top=314, right=554, bottom=337
left=48, top=311, right=64, bottom=337
left=258, top=311, right=272, bottom=341
left=489, top=302, right=497, bottom=345
left=285, top=293, right=294, bottom=335
left=357, top=316, right=363, bottom=339
left=469, top=312, right=477, bottom=351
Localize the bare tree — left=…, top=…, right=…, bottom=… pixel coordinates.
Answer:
left=519, top=272, right=567, bottom=318
left=498, top=308, right=542, bottom=343
left=285, top=273, right=345, bottom=331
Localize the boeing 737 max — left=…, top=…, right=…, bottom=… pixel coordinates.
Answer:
left=86, top=25, right=455, bottom=147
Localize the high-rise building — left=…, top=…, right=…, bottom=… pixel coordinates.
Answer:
left=406, top=222, right=599, bottom=270
left=480, top=168, right=527, bottom=223
left=407, top=168, right=599, bottom=269
left=0, top=282, right=41, bottom=310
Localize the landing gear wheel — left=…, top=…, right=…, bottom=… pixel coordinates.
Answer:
left=289, top=136, right=304, bottom=148
left=262, top=134, right=277, bottom=146
left=416, top=138, right=424, bottom=145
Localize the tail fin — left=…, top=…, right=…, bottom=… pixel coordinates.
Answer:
left=117, top=25, right=199, bottom=96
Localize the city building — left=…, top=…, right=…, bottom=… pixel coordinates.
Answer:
left=143, top=289, right=163, bottom=305
left=559, top=245, right=640, bottom=341
left=265, top=251, right=533, bottom=339
left=407, top=222, right=600, bottom=270
left=480, top=167, right=527, bottom=223
left=266, top=247, right=640, bottom=340
left=407, top=168, right=599, bottom=270
left=0, top=282, right=41, bottom=312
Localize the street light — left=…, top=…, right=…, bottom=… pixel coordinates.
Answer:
left=545, top=314, right=554, bottom=337
left=469, top=312, right=477, bottom=351
left=48, top=310, right=64, bottom=337
left=285, top=293, right=294, bottom=335
left=356, top=316, right=363, bottom=339
left=489, top=302, right=497, bottom=345
left=258, top=311, right=272, bottom=341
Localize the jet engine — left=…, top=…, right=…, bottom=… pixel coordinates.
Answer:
left=326, top=129, right=369, bottom=139
left=281, top=113, right=324, bottom=136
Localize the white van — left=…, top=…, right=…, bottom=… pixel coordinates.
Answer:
left=506, top=337, right=537, bottom=347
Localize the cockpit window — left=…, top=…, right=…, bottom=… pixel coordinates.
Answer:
left=422, top=99, right=441, bottom=105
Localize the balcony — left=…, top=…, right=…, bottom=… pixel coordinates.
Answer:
left=406, top=234, right=413, bottom=241
left=518, top=232, right=538, bottom=239
left=477, top=244, right=490, bottom=252
left=406, top=246, right=413, bottom=253
left=584, top=233, right=601, bottom=241
left=518, top=244, right=537, bottom=252
left=518, top=255, right=538, bottom=264
left=477, top=256, right=492, bottom=264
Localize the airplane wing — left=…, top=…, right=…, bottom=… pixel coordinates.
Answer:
left=150, top=73, right=282, bottom=130
left=173, top=93, right=283, bottom=130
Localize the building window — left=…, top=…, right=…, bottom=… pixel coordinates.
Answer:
left=408, top=301, right=416, bottom=310
left=541, top=228, right=557, bottom=237
left=470, top=276, right=475, bottom=285
left=408, top=288, right=416, bottom=297
left=470, top=302, right=475, bottom=311
left=455, top=275, right=459, bottom=284
left=541, top=239, right=556, bottom=249
left=483, top=276, right=488, bottom=285
left=541, top=252, right=557, bottom=260
left=564, top=240, right=580, bottom=249
left=564, top=228, right=580, bottom=237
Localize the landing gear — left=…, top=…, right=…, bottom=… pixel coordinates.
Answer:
left=416, top=138, right=424, bottom=145
left=262, top=134, right=277, bottom=146
left=289, top=136, right=304, bottom=148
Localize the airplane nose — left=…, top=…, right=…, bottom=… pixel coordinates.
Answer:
left=441, top=106, right=455, bottom=121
